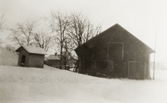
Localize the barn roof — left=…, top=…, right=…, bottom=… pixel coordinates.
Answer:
left=75, top=23, right=155, bottom=53
left=16, top=45, right=46, bottom=55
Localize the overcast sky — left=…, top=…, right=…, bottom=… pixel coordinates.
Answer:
left=0, top=0, right=167, bottom=63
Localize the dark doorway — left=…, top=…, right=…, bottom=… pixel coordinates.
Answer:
left=21, top=55, right=26, bottom=66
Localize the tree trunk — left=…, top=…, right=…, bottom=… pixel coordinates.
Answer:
left=60, top=44, right=62, bottom=69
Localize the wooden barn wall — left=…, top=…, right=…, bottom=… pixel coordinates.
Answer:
left=110, top=29, right=151, bottom=79
left=78, top=26, right=152, bottom=79
left=86, top=60, right=127, bottom=78
left=28, top=54, right=44, bottom=68
left=18, top=48, right=29, bottom=67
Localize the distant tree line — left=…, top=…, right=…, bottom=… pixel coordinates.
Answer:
left=1, top=11, right=101, bottom=71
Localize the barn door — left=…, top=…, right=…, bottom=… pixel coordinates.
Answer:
left=128, top=61, right=146, bottom=79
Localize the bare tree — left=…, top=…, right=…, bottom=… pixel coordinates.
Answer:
left=67, top=12, right=101, bottom=72
left=10, top=21, right=37, bottom=46
left=48, top=11, right=70, bottom=69
left=10, top=20, right=54, bottom=52
left=34, top=30, right=54, bottom=52
left=63, top=38, right=76, bottom=70
left=47, top=11, right=101, bottom=70
left=68, top=12, right=101, bottom=48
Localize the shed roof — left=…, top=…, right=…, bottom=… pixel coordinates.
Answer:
left=16, top=45, right=46, bottom=55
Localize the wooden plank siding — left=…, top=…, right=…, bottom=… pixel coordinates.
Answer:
left=75, top=24, right=154, bottom=79
left=16, top=46, right=45, bottom=68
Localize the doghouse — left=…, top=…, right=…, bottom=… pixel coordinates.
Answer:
left=16, top=45, right=46, bottom=68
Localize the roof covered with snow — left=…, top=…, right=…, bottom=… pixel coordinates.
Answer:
left=15, top=45, right=46, bottom=55
left=45, top=54, right=60, bottom=60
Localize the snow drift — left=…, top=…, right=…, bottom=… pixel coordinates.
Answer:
left=0, top=47, right=18, bottom=66
left=0, top=65, right=167, bottom=103
left=0, top=46, right=167, bottom=103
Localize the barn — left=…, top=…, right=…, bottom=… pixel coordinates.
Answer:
left=16, top=45, right=46, bottom=68
left=75, top=24, right=155, bottom=79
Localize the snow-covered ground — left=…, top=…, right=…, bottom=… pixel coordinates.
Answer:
left=0, top=47, right=167, bottom=103
left=0, top=47, right=18, bottom=66
left=0, top=65, right=167, bottom=103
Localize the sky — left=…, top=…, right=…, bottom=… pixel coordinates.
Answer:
left=0, top=0, right=167, bottom=63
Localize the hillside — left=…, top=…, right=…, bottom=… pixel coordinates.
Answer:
left=0, top=46, right=167, bottom=103
left=0, top=65, right=167, bottom=103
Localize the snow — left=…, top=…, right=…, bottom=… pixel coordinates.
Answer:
left=1, top=47, right=167, bottom=103
left=0, top=65, right=167, bottom=103
left=0, top=47, right=18, bottom=66
left=16, top=45, right=46, bottom=55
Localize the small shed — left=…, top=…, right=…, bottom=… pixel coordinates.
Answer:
left=16, top=45, right=46, bottom=68
left=44, top=54, right=60, bottom=68
left=45, top=53, right=77, bottom=69
left=75, top=24, right=155, bottom=79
